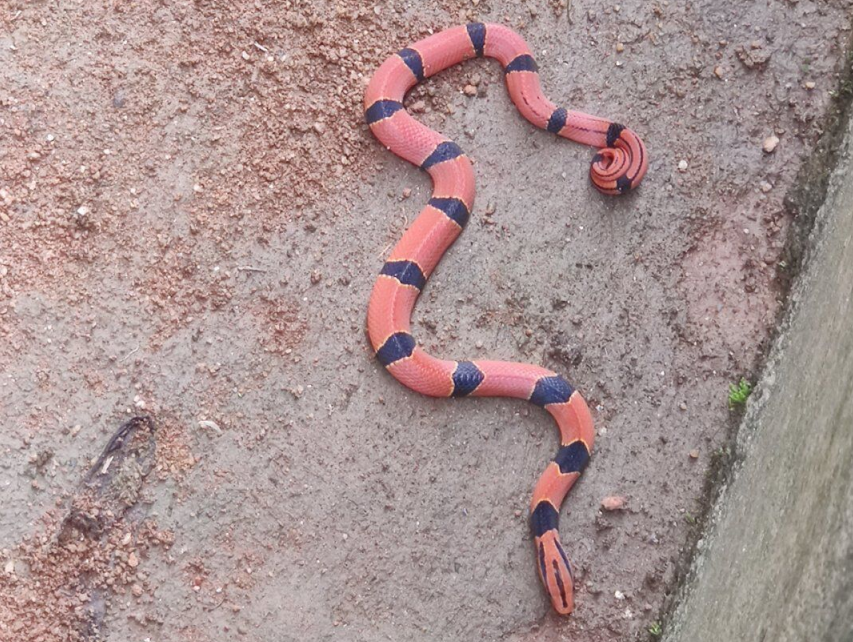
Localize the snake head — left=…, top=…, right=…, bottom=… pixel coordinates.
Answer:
left=535, top=531, right=575, bottom=615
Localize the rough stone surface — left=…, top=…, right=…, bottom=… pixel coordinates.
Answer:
left=665, top=109, right=853, bottom=642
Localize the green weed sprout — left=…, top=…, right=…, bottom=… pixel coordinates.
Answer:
left=728, top=378, right=752, bottom=408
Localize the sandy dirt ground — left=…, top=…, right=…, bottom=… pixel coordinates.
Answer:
left=1, top=1, right=852, bottom=641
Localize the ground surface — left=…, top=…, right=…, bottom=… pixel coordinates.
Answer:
left=1, top=1, right=851, bottom=641
left=665, top=96, right=853, bottom=642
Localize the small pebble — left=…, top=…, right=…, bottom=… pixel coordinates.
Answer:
left=804, top=81, right=815, bottom=90
left=616, top=42, right=624, bottom=53
left=763, top=135, right=779, bottom=153
left=759, top=180, right=773, bottom=193
left=689, top=449, right=700, bottom=460
left=714, top=65, right=724, bottom=79
left=463, top=84, right=477, bottom=97
left=198, top=420, right=222, bottom=434
left=678, top=159, right=688, bottom=171
left=601, top=496, right=628, bottom=511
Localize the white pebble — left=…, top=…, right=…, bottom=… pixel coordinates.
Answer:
left=198, top=419, right=222, bottom=434
left=763, top=135, right=779, bottom=153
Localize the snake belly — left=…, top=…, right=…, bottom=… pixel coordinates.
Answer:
left=364, top=23, right=648, bottom=615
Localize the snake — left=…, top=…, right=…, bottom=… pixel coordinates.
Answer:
left=364, top=23, right=648, bottom=615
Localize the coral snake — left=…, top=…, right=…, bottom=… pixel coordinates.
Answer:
left=364, top=23, right=648, bottom=615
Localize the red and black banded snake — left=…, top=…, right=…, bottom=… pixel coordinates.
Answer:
left=364, top=23, right=648, bottom=615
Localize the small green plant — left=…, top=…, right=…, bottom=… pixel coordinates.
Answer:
left=728, top=378, right=752, bottom=408
left=649, top=621, right=663, bottom=637
left=711, top=445, right=731, bottom=463
left=684, top=512, right=696, bottom=525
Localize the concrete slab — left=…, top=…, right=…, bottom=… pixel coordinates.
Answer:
left=664, top=111, right=853, bottom=642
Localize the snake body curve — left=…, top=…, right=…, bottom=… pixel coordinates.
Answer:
left=364, top=23, right=648, bottom=615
